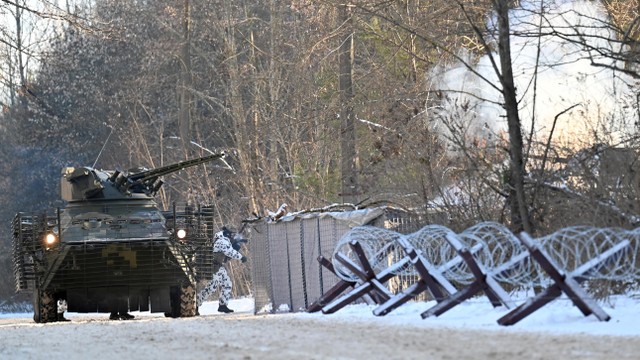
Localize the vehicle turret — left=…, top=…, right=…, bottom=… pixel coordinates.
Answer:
left=60, top=153, right=225, bottom=201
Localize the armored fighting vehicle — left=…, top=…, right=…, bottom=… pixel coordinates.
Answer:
left=12, top=153, right=223, bottom=322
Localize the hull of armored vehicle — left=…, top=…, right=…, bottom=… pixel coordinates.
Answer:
left=13, top=200, right=214, bottom=322
left=11, top=154, right=223, bottom=323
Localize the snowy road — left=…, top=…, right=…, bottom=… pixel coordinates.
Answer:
left=1, top=310, right=639, bottom=360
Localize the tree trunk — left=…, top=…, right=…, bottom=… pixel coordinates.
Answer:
left=222, top=0, right=260, bottom=214
left=179, top=0, right=192, bottom=151
left=495, top=0, right=532, bottom=234
left=15, top=2, right=25, bottom=108
left=339, top=4, right=358, bottom=204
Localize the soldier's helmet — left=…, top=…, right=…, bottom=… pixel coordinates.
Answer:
left=221, top=226, right=234, bottom=239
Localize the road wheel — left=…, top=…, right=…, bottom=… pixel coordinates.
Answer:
left=179, top=284, right=197, bottom=317
left=33, top=289, right=56, bottom=323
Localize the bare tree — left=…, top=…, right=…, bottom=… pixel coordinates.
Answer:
left=493, top=0, right=532, bottom=233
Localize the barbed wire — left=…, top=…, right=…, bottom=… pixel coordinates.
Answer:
left=331, top=222, right=640, bottom=287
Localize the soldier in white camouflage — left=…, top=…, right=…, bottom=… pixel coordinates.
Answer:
left=198, top=226, right=247, bottom=313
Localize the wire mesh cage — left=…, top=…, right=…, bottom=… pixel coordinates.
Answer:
left=250, top=207, right=423, bottom=314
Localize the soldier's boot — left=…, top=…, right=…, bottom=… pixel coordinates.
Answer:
left=120, top=312, right=135, bottom=320
left=217, top=304, right=234, bottom=313
left=57, top=312, right=70, bottom=322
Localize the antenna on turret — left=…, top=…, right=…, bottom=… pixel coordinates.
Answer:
left=92, top=125, right=114, bottom=169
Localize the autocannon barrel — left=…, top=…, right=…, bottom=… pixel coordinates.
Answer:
left=124, top=152, right=225, bottom=194
left=128, top=152, right=225, bottom=183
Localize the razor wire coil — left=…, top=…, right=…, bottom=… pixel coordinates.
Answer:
left=331, top=222, right=640, bottom=287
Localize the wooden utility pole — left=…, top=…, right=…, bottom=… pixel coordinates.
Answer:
left=339, top=4, right=358, bottom=204
left=179, top=0, right=192, bottom=151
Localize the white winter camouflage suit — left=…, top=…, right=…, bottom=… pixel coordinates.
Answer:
left=197, top=230, right=243, bottom=306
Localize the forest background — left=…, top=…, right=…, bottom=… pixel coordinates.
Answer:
left=1, top=0, right=640, bottom=305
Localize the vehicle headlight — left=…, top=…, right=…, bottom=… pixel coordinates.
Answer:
left=176, top=229, right=187, bottom=239
left=44, top=233, right=58, bottom=249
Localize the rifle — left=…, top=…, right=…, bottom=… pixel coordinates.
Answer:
left=230, top=212, right=263, bottom=250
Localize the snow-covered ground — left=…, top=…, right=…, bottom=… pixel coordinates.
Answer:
left=2, top=293, right=639, bottom=336
left=1, top=294, right=639, bottom=359
left=294, top=293, right=640, bottom=337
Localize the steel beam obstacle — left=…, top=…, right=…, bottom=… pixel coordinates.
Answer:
left=307, top=223, right=637, bottom=325
left=320, top=240, right=407, bottom=314
left=306, top=255, right=358, bottom=313
left=307, top=240, right=406, bottom=313
left=497, top=233, right=631, bottom=326
left=373, top=236, right=461, bottom=316
left=420, top=233, right=526, bottom=318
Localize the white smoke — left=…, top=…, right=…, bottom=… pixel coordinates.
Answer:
left=430, top=0, right=638, bottom=148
